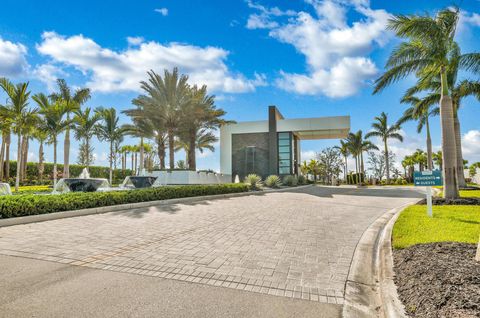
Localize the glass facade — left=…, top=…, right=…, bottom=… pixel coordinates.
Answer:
left=277, top=132, right=292, bottom=175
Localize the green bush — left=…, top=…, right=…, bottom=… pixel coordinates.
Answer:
left=0, top=184, right=249, bottom=219
left=283, top=175, right=298, bottom=187
left=265, top=175, right=282, bottom=188
left=244, top=174, right=262, bottom=190
left=297, top=175, right=307, bottom=185
left=5, top=161, right=133, bottom=185
left=347, top=173, right=365, bottom=184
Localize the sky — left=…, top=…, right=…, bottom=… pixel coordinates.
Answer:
left=0, top=0, right=479, bottom=173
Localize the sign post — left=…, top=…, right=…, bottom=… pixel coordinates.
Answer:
left=414, top=170, right=442, bottom=217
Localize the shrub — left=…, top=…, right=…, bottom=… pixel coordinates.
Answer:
left=265, top=175, right=282, bottom=188
left=347, top=173, right=365, bottom=184
left=0, top=184, right=249, bottom=219
left=283, top=175, right=298, bottom=187
left=244, top=174, right=262, bottom=190
left=297, top=175, right=307, bottom=185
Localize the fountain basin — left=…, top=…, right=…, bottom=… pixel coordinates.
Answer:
left=63, top=178, right=109, bottom=192
left=129, top=176, right=157, bottom=188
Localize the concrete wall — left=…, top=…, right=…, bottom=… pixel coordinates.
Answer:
left=151, top=171, right=231, bottom=185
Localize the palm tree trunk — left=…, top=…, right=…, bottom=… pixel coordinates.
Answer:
left=15, top=134, right=21, bottom=191
left=426, top=116, right=433, bottom=170
left=121, top=152, right=125, bottom=171
left=384, top=140, right=390, bottom=184
left=86, top=137, right=90, bottom=168
left=188, top=129, right=196, bottom=171
left=439, top=67, right=459, bottom=199
left=157, top=139, right=165, bottom=169
left=22, top=137, right=28, bottom=180
left=53, top=138, right=57, bottom=186
left=131, top=152, right=134, bottom=174
left=19, top=136, right=25, bottom=181
left=63, top=114, right=70, bottom=178
left=168, top=129, right=175, bottom=170
left=39, top=141, right=44, bottom=183
left=139, top=137, right=144, bottom=172
left=5, top=132, right=10, bottom=180
left=109, top=141, right=113, bottom=185
left=454, top=114, right=466, bottom=188
left=344, top=156, right=348, bottom=181
left=0, top=133, right=5, bottom=180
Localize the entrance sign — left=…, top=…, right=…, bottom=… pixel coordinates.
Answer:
left=414, top=170, right=442, bottom=217
left=413, top=170, right=442, bottom=186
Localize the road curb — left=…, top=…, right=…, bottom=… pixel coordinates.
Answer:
left=342, top=201, right=419, bottom=318
left=0, top=184, right=312, bottom=228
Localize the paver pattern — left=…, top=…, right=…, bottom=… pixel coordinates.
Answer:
left=0, top=186, right=422, bottom=304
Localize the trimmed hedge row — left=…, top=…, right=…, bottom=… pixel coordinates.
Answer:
left=0, top=184, right=249, bottom=219
left=4, top=161, right=133, bottom=185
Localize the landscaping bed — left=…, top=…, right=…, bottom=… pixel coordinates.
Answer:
left=393, top=242, right=480, bottom=318
left=0, top=184, right=249, bottom=219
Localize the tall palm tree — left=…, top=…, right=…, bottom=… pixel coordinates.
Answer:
left=137, top=69, right=190, bottom=170
left=175, top=129, right=218, bottom=168
left=0, top=105, right=13, bottom=181
left=179, top=85, right=230, bottom=170
left=334, top=140, right=350, bottom=181
left=95, top=107, right=125, bottom=184
left=345, top=130, right=377, bottom=183
left=33, top=93, right=69, bottom=186
left=0, top=78, right=32, bottom=191
left=398, top=94, right=439, bottom=170
left=73, top=107, right=100, bottom=168
left=373, top=8, right=480, bottom=198
left=365, top=112, right=403, bottom=183
left=33, top=127, right=48, bottom=183
left=50, top=79, right=91, bottom=178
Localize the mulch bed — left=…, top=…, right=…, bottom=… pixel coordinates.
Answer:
left=393, top=242, right=480, bottom=318
left=418, top=197, right=480, bottom=205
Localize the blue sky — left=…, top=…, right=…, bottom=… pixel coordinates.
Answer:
left=0, top=0, right=479, bottom=172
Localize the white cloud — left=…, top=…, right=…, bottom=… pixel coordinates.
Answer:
left=247, top=0, right=391, bottom=97
left=300, top=150, right=316, bottom=161
left=462, top=130, right=480, bottom=163
left=36, top=31, right=263, bottom=93
left=460, top=10, right=480, bottom=27
left=0, top=37, right=29, bottom=77
left=154, top=8, right=168, bottom=16
left=126, top=36, right=144, bottom=46
left=246, top=0, right=295, bottom=29
left=33, top=63, right=67, bottom=92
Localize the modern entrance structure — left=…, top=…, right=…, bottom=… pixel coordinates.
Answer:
left=220, top=106, right=350, bottom=180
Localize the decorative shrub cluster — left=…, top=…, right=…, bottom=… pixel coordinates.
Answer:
left=0, top=184, right=249, bottom=219
left=347, top=172, right=365, bottom=185
left=282, top=175, right=298, bottom=186
left=244, top=174, right=263, bottom=190
left=265, top=175, right=282, bottom=188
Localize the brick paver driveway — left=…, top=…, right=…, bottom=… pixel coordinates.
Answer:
left=0, top=186, right=422, bottom=306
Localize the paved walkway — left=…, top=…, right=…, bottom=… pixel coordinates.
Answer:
left=0, top=186, right=423, bottom=317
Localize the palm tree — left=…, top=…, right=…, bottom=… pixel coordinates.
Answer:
left=345, top=130, right=377, bottom=183
left=73, top=107, right=100, bottom=168
left=365, top=113, right=403, bottom=184
left=398, top=94, right=439, bottom=170
left=96, top=107, right=125, bottom=184
left=179, top=85, right=230, bottom=170
left=433, top=150, right=443, bottom=170
left=412, top=149, right=428, bottom=171
left=33, top=127, right=48, bottom=183
left=334, top=140, right=350, bottom=181
left=136, top=68, right=190, bottom=170
left=33, top=93, right=69, bottom=186
left=0, top=105, right=13, bottom=181
left=0, top=78, right=33, bottom=191
left=50, top=79, right=91, bottom=178
left=175, top=129, right=218, bottom=168
left=373, top=8, right=480, bottom=198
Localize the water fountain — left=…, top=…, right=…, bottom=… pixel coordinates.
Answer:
left=120, top=169, right=157, bottom=189
left=53, top=168, right=110, bottom=193
left=0, top=183, right=12, bottom=195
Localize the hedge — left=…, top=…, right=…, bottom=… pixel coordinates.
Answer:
left=4, top=161, right=133, bottom=185
left=0, top=184, right=249, bottom=219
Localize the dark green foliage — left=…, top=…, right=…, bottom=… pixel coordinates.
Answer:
left=0, top=184, right=249, bottom=219
left=347, top=173, right=365, bottom=185
left=5, top=161, right=133, bottom=185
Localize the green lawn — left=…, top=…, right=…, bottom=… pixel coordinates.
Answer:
left=392, top=205, right=480, bottom=249
left=436, top=189, right=480, bottom=198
